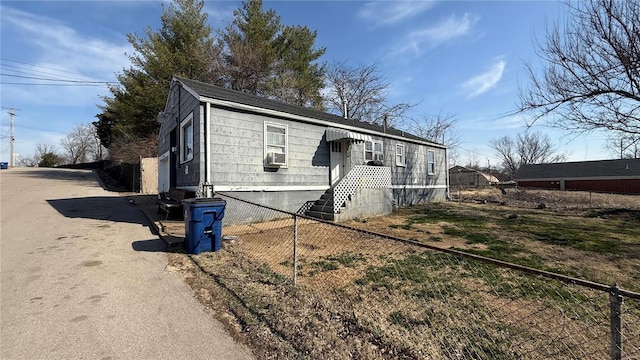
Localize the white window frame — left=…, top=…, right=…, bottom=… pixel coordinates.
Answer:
left=364, top=140, right=384, bottom=162
left=427, top=150, right=435, bottom=175
left=264, top=121, right=288, bottom=167
left=396, top=144, right=405, bottom=167
left=180, top=113, right=194, bottom=163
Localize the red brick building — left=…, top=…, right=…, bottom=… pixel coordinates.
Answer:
left=514, top=159, right=640, bottom=194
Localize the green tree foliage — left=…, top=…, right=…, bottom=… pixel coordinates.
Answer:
left=38, top=152, right=63, bottom=168
left=95, top=0, right=221, bottom=149
left=96, top=0, right=326, bottom=152
left=273, top=25, right=326, bottom=108
left=221, top=0, right=325, bottom=108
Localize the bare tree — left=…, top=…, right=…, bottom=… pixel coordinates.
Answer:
left=61, top=124, right=100, bottom=164
left=519, top=0, right=640, bottom=137
left=35, top=143, right=58, bottom=160
left=407, top=112, right=460, bottom=146
left=30, top=143, right=63, bottom=167
left=16, top=155, right=38, bottom=167
left=490, top=131, right=566, bottom=179
left=463, top=148, right=482, bottom=169
left=324, top=61, right=413, bottom=127
left=109, top=131, right=159, bottom=163
left=19, top=143, right=61, bottom=167
left=605, top=133, right=640, bottom=159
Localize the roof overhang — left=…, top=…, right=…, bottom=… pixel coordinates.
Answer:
left=325, top=128, right=372, bottom=142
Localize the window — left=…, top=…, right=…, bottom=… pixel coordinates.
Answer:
left=365, top=140, right=384, bottom=162
left=427, top=150, right=435, bottom=175
left=265, top=122, right=288, bottom=166
left=180, top=113, right=193, bottom=163
left=396, top=144, right=405, bottom=166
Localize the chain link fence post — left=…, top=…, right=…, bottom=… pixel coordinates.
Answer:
left=610, top=284, right=623, bottom=360
left=292, top=214, right=298, bottom=287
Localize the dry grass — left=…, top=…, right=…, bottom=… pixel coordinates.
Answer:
left=454, top=186, right=640, bottom=210
left=164, top=188, right=640, bottom=359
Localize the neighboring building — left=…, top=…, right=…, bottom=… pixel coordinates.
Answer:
left=514, top=159, right=640, bottom=194
left=157, top=76, right=448, bottom=221
left=449, top=166, right=499, bottom=187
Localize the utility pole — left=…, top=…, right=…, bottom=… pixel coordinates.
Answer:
left=9, top=108, right=15, bottom=167
left=2, top=107, right=19, bottom=167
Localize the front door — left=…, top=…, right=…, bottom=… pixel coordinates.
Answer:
left=330, top=140, right=344, bottom=185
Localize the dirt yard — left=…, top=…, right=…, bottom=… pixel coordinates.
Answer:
left=164, top=188, right=640, bottom=359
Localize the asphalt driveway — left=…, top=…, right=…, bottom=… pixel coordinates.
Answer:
left=0, top=168, right=254, bottom=360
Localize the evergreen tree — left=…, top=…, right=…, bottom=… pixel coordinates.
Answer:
left=96, top=0, right=221, bottom=150
left=273, top=25, right=326, bottom=109
left=221, top=0, right=283, bottom=96
left=221, top=0, right=325, bottom=108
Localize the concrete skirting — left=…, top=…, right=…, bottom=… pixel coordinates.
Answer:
left=334, top=188, right=393, bottom=222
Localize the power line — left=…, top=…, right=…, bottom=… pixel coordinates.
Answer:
left=1, top=58, right=114, bottom=82
left=0, top=63, right=90, bottom=82
left=1, top=73, right=116, bottom=85
left=0, top=82, right=110, bottom=87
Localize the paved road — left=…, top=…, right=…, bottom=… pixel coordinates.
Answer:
left=0, top=168, right=254, bottom=360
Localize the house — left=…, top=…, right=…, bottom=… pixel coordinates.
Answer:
left=449, top=166, right=499, bottom=187
left=514, top=159, right=640, bottom=194
left=157, top=76, right=448, bottom=222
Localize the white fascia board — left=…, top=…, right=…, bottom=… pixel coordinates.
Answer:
left=390, top=185, right=448, bottom=189
left=213, top=185, right=330, bottom=192
left=199, top=95, right=446, bottom=149
left=517, top=176, right=640, bottom=182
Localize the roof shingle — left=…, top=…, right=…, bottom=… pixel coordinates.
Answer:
left=173, top=76, right=443, bottom=147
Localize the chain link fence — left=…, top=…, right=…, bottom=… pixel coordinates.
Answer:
left=191, top=192, right=639, bottom=359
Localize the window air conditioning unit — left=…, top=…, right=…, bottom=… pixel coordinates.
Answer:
left=266, top=152, right=286, bottom=166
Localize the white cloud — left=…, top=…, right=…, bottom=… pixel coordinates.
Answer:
left=358, top=1, right=436, bottom=27
left=462, top=59, right=506, bottom=98
left=203, top=2, right=235, bottom=28
left=396, top=13, right=478, bottom=54
left=1, top=6, right=132, bottom=106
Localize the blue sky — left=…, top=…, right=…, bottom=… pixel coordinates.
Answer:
left=0, top=0, right=610, bottom=166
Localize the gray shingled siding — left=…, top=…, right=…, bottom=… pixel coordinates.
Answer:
left=158, top=87, right=179, bottom=156
left=348, top=137, right=447, bottom=187
left=209, top=106, right=330, bottom=187
left=174, top=90, right=201, bottom=188
left=390, top=141, right=446, bottom=187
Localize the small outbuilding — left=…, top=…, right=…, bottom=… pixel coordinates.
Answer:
left=514, top=159, right=640, bottom=194
left=449, top=166, right=499, bottom=187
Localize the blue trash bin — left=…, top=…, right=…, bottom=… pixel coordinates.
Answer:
left=182, top=198, right=226, bottom=254
left=0, top=162, right=7, bottom=170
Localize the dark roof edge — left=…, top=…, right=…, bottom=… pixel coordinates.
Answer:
left=520, top=158, right=640, bottom=167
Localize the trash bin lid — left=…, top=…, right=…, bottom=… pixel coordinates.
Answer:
left=183, top=197, right=226, bottom=206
